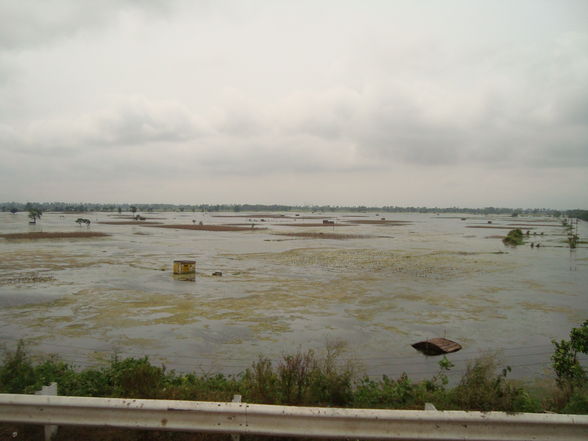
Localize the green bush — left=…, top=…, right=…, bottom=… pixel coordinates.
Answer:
left=110, top=357, right=166, bottom=399
left=242, top=356, right=278, bottom=403
left=503, top=229, right=524, bottom=246
left=551, top=320, right=588, bottom=409
left=163, top=372, right=241, bottom=402
left=0, top=341, right=36, bottom=393
left=451, top=356, right=534, bottom=412
left=242, top=346, right=354, bottom=406
left=562, top=388, right=588, bottom=414
left=354, top=373, right=423, bottom=408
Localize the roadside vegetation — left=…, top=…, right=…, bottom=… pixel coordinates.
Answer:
left=1, top=323, right=587, bottom=414
left=1, top=323, right=587, bottom=440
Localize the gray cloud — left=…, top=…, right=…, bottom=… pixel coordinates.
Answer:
left=1, top=1, right=587, bottom=206
left=0, top=0, right=176, bottom=51
left=3, top=97, right=210, bottom=155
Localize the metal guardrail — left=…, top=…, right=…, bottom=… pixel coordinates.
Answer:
left=1, top=393, right=587, bottom=440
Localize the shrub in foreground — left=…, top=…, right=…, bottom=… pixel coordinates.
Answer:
left=0, top=341, right=579, bottom=415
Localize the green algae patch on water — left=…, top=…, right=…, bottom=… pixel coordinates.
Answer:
left=0, top=249, right=118, bottom=272
left=518, top=302, right=579, bottom=318
left=4, top=288, right=207, bottom=336
left=231, top=248, right=513, bottom=281
left=0, top=244, right=519, bottom=351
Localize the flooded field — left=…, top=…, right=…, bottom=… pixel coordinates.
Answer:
left=0, top=211, right=586, bottom=381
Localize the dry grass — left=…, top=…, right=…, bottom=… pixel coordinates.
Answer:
left=145, top=224, right=266, bottom=232
left=0, top=232, right=110, bottom=240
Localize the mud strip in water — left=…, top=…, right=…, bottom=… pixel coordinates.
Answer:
left=97, top=221, right=163, bottom=225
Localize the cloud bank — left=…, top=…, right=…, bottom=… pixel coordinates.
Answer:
left=1, top=0, right=587, bottom=207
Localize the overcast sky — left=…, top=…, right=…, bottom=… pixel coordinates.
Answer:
left=1, top=0, right=587, bottom=208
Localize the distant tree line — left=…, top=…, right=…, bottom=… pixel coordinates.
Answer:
left=566, top=210, right=588, bottom=222
left=1, top=202, right=585, bottom=219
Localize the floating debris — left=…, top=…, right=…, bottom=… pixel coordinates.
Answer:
left=412, top=338, right=462, bottom=356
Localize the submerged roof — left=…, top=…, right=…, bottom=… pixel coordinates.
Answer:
left=411, top=338, right=462, bottom=356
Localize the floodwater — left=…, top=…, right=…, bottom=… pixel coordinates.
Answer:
left=0, top=211, right=586, bottom=381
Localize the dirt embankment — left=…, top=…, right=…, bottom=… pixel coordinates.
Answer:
left=97, top=221, right=163, bottom=225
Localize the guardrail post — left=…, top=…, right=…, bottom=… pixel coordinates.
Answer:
left=35, top=383, right=58, bottom=441
left=231, top=394, right=242, bottom=441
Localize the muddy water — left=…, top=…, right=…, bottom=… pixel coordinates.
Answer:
left=0, top=211, right=586, bottom=380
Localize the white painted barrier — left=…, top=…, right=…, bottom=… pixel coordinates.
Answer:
left=34, top=383, right=58, bottom=441
left=1, top=394, right=587, bottom=440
